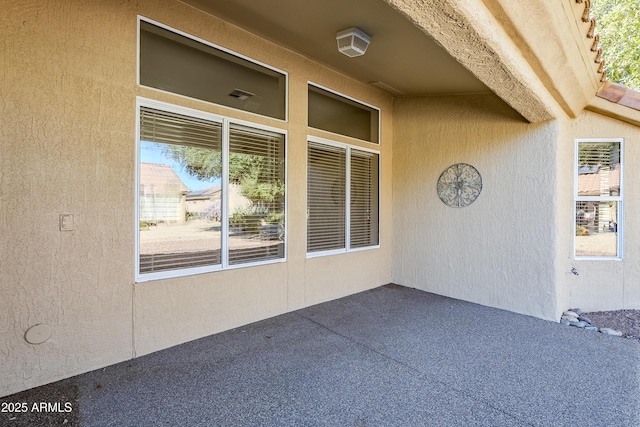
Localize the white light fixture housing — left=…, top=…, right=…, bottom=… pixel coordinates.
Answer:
left=336, top=27, right=371, bottom=57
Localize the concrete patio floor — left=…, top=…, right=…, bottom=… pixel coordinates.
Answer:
left=2, top=284, right=639, bottom=426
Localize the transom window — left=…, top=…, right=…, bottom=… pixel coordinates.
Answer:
left=307, top=138, right=379, bottom=255
left=574, top=139, right=622, bottom=259
left=139, top=18, right=287, bottom=120
left=137, top=99, right=286, bottom=281
left=308, top=83, right=380, bottom=144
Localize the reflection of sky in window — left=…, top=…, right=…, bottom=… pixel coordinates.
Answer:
left=140, top=141, right=220, bottom=191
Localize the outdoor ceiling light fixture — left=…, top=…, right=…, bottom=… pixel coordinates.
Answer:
left=336, top=27, right=371, bottom=57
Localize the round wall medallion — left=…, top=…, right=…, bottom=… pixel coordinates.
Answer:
left=437, top=163, right=482, bottom=208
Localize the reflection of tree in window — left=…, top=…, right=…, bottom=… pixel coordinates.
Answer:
left=138, top=106, right=285, bottom=275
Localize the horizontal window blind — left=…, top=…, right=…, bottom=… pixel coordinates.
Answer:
left=228, top=124, right=285, bottom=265
left=577, top=142, right=621, bottom=197
left=307, top=142, right=346, bottom=252
left=350, top=149, right=379, bottom=248
left=139, top=107, right=223, bottom=274
left=140, top=107, right=222, bottom=150
left=138, top=106, right=287, bottom=276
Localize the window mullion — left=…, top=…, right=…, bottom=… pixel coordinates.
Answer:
left=221, top=119, right=230, bottom=269
left=345, top=146, right=351, bottom=251
left=137, top=99, right=285, bottom=280
left=618, top=200, right=624, bottom=258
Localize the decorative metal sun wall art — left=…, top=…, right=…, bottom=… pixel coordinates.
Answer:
left=437, top=163, right=482, bottom=208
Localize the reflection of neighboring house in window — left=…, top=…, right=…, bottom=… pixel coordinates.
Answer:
left=186, top=186, right=221, bottom=219
left=577, top=164, right=620, bottom=196
left=139, top=162, right=190, bottom=224
left=577, top=164, right=620, bottom=231
left=186, top=184, right=252, bottom=219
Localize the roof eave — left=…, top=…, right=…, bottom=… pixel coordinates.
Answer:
left=586, top=82, right=640, bottom=127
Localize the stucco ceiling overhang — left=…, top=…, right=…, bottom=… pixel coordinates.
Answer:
left=181, top=0, right=562, bottom=123
left=181, top=0, right=490, bottom=96
left=182, top=0, right=634, bottom=125
left=480, top=0, right=604, bottom=119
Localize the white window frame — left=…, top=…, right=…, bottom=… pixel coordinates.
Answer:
left=307, top=81, right=381, bottom=145
left=137, top=16, right=289, bottom=122
left=135, top=97, right=288, bottom=282
left=574, top=138, right=623, bottom=260
left=306, top=135, right=380, bottom=258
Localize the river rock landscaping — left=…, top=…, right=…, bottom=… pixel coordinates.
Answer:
left=560, top=308, right=640, bottom=343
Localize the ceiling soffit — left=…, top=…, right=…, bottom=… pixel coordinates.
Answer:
left=181, top=0, right=489, bottom=96
left=182, top=0, right=567, bottom=122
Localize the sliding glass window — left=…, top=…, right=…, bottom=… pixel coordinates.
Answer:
left=137, top=100, right=286, bottom=281
left=307, top=138, right=379, bottom=256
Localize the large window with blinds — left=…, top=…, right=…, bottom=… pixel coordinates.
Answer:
left=307, top=138, right=379, bottom=255
left=575, top=139, right=622, bottom=259
left=137, top=99, right=286, bottom=281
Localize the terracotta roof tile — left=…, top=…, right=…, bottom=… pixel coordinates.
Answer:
left=596, top=81, right=640, bottom=112
left=140, top=162, right=190, bottom=194
left=577, top=165, right=620, bottom=196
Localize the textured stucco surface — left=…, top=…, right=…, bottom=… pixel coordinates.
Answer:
left=1, top=0, right=137, bottom=398
left=384, top=0, right=559, bottom=123
left=4, top=0, right=640, bottom=399
left=480, top=0, right=601, bottom=118
left=392, top=95, right=559, bottom=320
left=1, top=0, right=393, bottom=396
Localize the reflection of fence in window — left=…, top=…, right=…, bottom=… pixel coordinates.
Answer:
left=138, top=104, right=286, bottom=277
left=139, top=107, right=222, bottom=275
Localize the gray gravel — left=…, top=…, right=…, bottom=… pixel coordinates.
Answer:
left=2, top=284, right=639, bottom=426
left=583, top=309, right=640, bottom=342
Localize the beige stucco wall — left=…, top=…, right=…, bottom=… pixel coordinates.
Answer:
left=4, top=0, right=640, bottom=400
left=0, top=0, right=393, bottom=397
left=558, top=110, right=640, bottom=312
left=392, top=95, right=560, bottom=320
